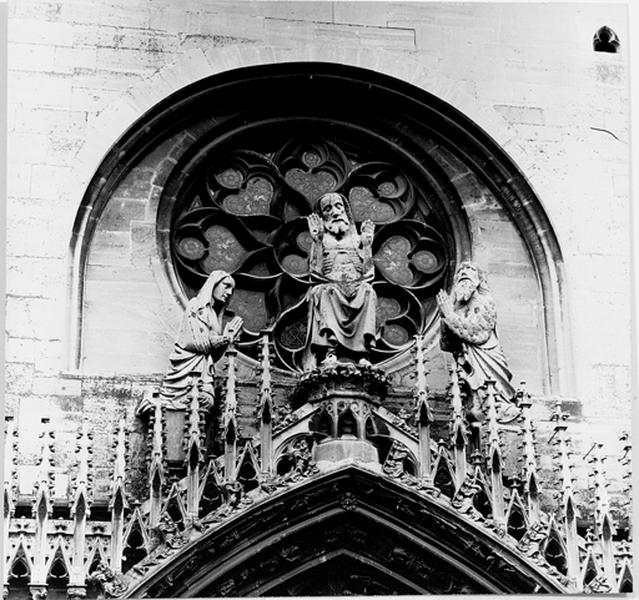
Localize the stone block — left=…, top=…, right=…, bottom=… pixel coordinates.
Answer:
left=9, top=41, right=57, bottom=72
left=152, top=157, right=177, bottom=186
left=87, top=232, right=132, bottom=267
left=5, top=362, right=35, bottom=394
left=44, top=133, right=86, bottom=165
left=95, top=47, right=168, bottom=74
left=82, top=347, right=166, bottom=375
left=5, top=338, right=38, bottom=364
left=53, top=46, right=98, bottom=73
left=70, top=85, right=121, bottom=113
left=493, top=104, right=545, bottom=126
left=157, top=47, right=211, bottom=91
left=130, top=221, right=156, bottom=265
left=333, top=2, right=400, bottom=27
left=7, top=163, right=31, bottom=197
left=313, top=22, right=416, bottom=50
left=32, top=376, right=82, bottom=396
left=85, top=263, right=153, bottom=283
left=98, top=1, right=150, bottom=29
left=593, top=62, right=625, bottom=86
left=567, top=254, right=630, bottom=294
left=30, top=165, right=75, bottom=200
left=9, top=71, right=73, bottom=106
left=204, top=44, right=244, bottom=73
left=5, top=295, right=65, bottom=340
left=7, top=132, right=50, bottom=163
left=12, top=106, right=87, bottom=134
left=11, top=0, right=64, bottom=20
left=258, top=1, right=333, bottom=22
left=34, top=340, right=65, bottom=374
left=262, top=18, right=315, bottom=44
left=149, top=5, right=189, bottom=34
left=7, top=256, right=66, bottom=297
left=72, top=23, right=118, bottom=47
left=98, top=197, right=148, bottom=232
left=59, top=0, right=105, bottom=24
left=9, top=18, right=75, bottom=46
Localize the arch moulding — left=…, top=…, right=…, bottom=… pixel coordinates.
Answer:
left=65, top=43, right=573, bottom=395
left=121, top=466, right=567, bottom=596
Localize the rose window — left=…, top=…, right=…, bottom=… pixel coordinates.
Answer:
left=171, top=138, right=452, bottom=371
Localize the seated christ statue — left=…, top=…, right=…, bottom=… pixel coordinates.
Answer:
left=302, top=192, right=377, bottom=370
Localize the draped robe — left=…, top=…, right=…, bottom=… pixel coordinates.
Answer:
left=440, top=291, right=515, bottom=402
left=159, top=271, right=231, bottom=404
left=303, top=228, right=377, bottom=369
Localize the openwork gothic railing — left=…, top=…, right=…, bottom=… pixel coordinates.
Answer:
left=2, top=333, right=633, bottom=597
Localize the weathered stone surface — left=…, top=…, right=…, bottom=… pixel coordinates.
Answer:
left=4, top=7, right=632, bottom=589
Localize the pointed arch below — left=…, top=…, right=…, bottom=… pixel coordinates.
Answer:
left=123, top=467, right=566, bottom=597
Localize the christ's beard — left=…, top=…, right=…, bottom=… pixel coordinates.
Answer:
left=454, top=279, right=477, bottom=303
left=324, top=218, right=349, bottom=236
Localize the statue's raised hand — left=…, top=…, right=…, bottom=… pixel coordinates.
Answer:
left=223, top=316, right=244, bottom=342
left=307, top=213, right=324, bottom=242
left=436, top=289, right=454, bottom=319
left=361, top=219, right=375, bottom=247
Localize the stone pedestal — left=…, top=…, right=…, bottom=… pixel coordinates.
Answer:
left=293, top=362, right=389, bottom=472
left=313, top=436, right=381, bottom=472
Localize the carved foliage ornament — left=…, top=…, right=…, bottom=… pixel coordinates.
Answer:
left=172, top=139, right=450, bottom=370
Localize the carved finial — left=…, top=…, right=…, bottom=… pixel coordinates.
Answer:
left=3, top=418, right=17, bottom=600
left=517, top=382, right=541, bottom=523
left=449, top=365, right=468, bottom=487
left=619, top=431, right=632, bottom=541
left=413, top=334, right=430, bottom=405
left=3, top=416, right=17, bottom=516
left=185, top=380, right=203, bottom=520
left=550, top=398, right=579, bottom=589
left=585, top=441, right=616, bottom=587
left=111, top=418, right=127, bottom=499
left=71, top=423, right=93, bottom=517
left=109, top=418, right=128, bottom=574
left=148, top=397, right=165, bottom=529
left=258, top=330, right=274, bottom=475
left=258, top=330, right=273, bottom=409
left=30, top=418, right=55, bottom=595
left=224, top=342, right=238, bottom=421
left=484, top=381, right=504, bottom=523
left=34, top=417, right=55, bottom=499
left=69, top=423, right=92, bottom=592
left=615, top=540, right=634, bottom=593
left=584, top=527, right=596, bottom=549
left=223, top=343, right=238, bottom=480
left=32, top=413, right=54, bottom=580
left=550, top=399, right=574, bottom=496
left=449, top=363, right=463, bottom=417
left=413, top=335, right=434, bottom=484
left=485, top=381, right=500, bottom=448
left=186, top=378, right=202, bottom=455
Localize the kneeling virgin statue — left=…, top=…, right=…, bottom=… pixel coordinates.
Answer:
left=158, top=270, right=243, bottom=407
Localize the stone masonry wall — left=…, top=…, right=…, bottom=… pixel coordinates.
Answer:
left=6, top=2, right=631, bottom=495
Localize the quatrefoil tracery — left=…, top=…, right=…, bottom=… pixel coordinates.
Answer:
left=172, top=139, right=451, bottom=370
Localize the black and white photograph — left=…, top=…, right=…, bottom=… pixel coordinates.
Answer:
left=2, top=1, right=635, bottom=597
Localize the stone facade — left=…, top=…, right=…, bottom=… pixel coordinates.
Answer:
left=4, top=1, right=633, bottom=597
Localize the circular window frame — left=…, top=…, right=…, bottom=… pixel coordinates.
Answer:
left=155, top=80, right=473, bottom=372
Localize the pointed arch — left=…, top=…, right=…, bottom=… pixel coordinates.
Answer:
left=67, top=58, right=569, bottom=396
left=122, top=467, right=566, bottom=597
